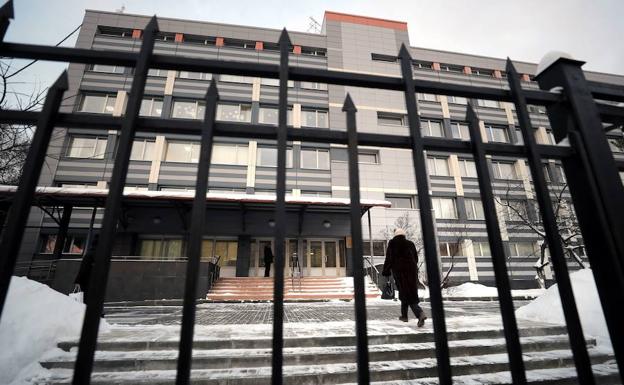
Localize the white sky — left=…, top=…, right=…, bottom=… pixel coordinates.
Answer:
left=3, top=0, right=623, bottom=106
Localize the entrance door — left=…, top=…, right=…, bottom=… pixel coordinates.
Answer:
left=305, top=239, right=342, bottom=276
left=250, top=239, right=274, bottom=277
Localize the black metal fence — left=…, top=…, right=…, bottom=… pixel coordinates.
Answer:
left=0, top=2, right=623, bottom=384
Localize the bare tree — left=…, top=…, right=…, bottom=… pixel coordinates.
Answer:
left=0, top=61, right=47, bottom=184
left=495, top=181, right=585, bottom=288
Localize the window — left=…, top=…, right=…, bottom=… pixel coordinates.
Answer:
left=97, top=26, right=133, bottom=37
left=172, top=100, right=206, bottom=120
left=165, top=141, right=200, bottom=163
left=257, top=147, right=293, bottom=168
left=459, top=159, right=478, bottom=178
left=417, top=93, right=437, bottom=102
left=440, top=64, right=464, bottom=73
left=413, top=61, right=433, bottom=70
left=515, top=129, right=524, bottom=145
left=156, top=32, right=176, bottom=42
left=300, top=82, right=328, bottom=90
left=473, top=241, right=491, bottom=257
left=130, top=139, right=155, bottom=161
left=466, top=199, right=485, bottom=220
left=439, top=242, right=461, bottom=257
left=447, top=96, right=468, bottom=105
left=477, top=99, right=500, bottom=109
left=385, top=195, right=414, bottom=209
left=432, top=197, right=458, bottom=219
left=421, top=119, right=444, bottom=137
left=90, top=64, right=125, bottom=74
left=260, top=78, right=294, bottom=87
left=39, top=234, right=86, bottom=255
left=300, top=46, right=326, bottom=56
left=491, top=161, right=518, bottom=179
left=528, top=105, right=547, bottom=114
left=140, top=97, right=163, bottom=117
left=542, top=164, right=552, bottom=182
left=66, top=136, right=107, bottom=159
left=79, top=94, right=116, bottom=114
left=178, top=71, right=212, bottom=81
left=500, top=199, right=528, bottom=221
left=363, top=240, right=387, bottom=256
left=217, top=103, right=252, bottom=122
left=147, top=68, right=168, bottom=77
left=472, top=68, right=494, bottom=77
left=183, top=35, right=216, bottom=46
left=300, top=148, right=330, bottom=169
left=509, top=242, right=538, bottom=257
left=219, top=74, right=254, bottom=84
left=212, top=240, right=238, bottom=266
left=378, top=112, right=406, bottom=126
left=222, top=38, right=255, bottom=49
left=371, top=53, right=397, bottom=62
left=258, top=106, right=293, bottom=126
left=358, top=151, right=379, bottom=164
left=211, top=143, right=248, bottom=165
left=485, top=125, right=510, bottom=143
left=300, top=191, right=332, bottom=197
left=450, top=121, right=470, bottom=140
left=139, top=238, right=185, bottom=260
left=554, top=164, right=566, bottom=183
left=427, top=156, right=450, bottom=176
left=301, top=109, right=328, bottom=128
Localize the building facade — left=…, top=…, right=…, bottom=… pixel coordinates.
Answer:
left=16, top=10, right=624, bottom=300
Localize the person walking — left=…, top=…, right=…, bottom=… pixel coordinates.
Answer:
left=382, top=228, right=427, bottom=326
left=74, top=234, right=98, bottom=304
left=263, top=244, right=274, bottom=277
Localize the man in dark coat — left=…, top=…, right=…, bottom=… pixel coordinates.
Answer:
left=264, top=245, right=274, bottom=277
left=382, top=228, right=427, bottom=326
left=74, top=234, right=98, bottom=304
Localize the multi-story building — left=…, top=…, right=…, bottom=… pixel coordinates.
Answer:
left=15, top=9, right=624, bottom=300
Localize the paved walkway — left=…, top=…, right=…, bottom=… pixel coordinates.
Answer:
left=104, top=299, right=530, bottom=326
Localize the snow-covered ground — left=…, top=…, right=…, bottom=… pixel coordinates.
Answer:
left=413, top=283, right=546, bottom=300
left=0, top=277, right=110, bottom=384
left=516, top=268, right=612, bottom=349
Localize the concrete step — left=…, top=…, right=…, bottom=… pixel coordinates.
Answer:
left=45, top=349, right=614, bottom=384
left=42, top=335, right=586, bottom=372
left=57, top=325, right=569, bottom=352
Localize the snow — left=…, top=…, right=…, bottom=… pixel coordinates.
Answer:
left=0, top=276, right=110, bottom=384
left=412, top=283, right=545, bottom=300
left=536, top=51, right=574, bottom=76
left=516, top=269, right=611, bottom=348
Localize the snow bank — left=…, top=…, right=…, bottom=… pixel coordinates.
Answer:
left=516, top=269, right=610, bottom=348
left=443, top=282, right=499, bottom=297
left=0, top=276, right=110, bottom=384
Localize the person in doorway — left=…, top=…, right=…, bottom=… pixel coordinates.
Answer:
left=382, top=228, right=427, bottom=326
left=264, top=245, right=274, bottom=277
left=74, top=234, right=98, bottom=304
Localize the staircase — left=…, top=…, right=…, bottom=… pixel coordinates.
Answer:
left=206, top=276, right=381, bottom=301
left=41, top=322, right=619, bottom=384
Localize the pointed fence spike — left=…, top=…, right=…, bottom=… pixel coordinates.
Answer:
left=506, top=58, right=519, bottom=78
left=144, top=15, right=159, bottom=34
left=0, top=0, right=14, bottom=19
left=204, top=78, right=219, bottom=102
left=342, top=93, right=357, bottom=112
left=278, top=27, right=291, bottom=46
left=398, top=43, right=412, bottom=61
left=51, top=70, right=69, bottom=91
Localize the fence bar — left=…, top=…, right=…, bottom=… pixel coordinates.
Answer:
left=72, top=17, right=158, bottom=384
left=51, top=205, right=72, bottom=261
left=398, top=45, right=452, bottom=384
left=271, top=28, right=290, bottom=385
left=0, top=72, right=67, bottom=318
left=465, top=105, right=527, bottom=384
left=343, top=94, right=371, bottom=384
left=506, top=59, right=595, bottom=384
left=536, top=58, right=624, bottom=381
left=0, top=1, right=13, bottom=41
left=176, top=80, right=219, bottom=385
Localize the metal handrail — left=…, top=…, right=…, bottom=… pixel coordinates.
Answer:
left=290, top=253, right=302, bottom=292
left=363, top=256, right=381, bottom=289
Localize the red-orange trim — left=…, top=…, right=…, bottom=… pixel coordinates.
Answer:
left=255, top=41, right=263, bottom=50
left=293, top=45, right=302, bottom=55
left=432, top=62, right=441, bottom=71
left=324, top=11, right=407, bottom=31
left=463, top=66, right=472, bottom=75
left=174, top=33, right=184, bottom=43
left=131, top=29, right=142, bottom=39
left=493, top=70, right=502, bottom=79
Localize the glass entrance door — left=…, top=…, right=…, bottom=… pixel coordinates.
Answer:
left=305, top=239, right=342, bottom=276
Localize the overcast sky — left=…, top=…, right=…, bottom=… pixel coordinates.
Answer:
left=3, top=0, right=623, bottom=106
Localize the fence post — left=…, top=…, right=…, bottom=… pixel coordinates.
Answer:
left=52, top=205, right=72, bottom=261
left=536, top=57, right=624, bottom=381
left=0, top=72, right=68, bottom=318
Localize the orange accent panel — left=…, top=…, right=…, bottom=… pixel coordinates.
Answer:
left=293, top=45, right=302, bottom=55
left=255, top=41, right=263, bottom=50
left=325, top=11, right=407, bottom=31
left=131, top=29, right=142, bottom=39
left=432, top=62, right=441, bottom=71
left=216, top=37, right=224, bottom=47
left=493, top=70, right=502, bottom=79
left=521, top=74, right=531, bottom=82
left=463, top=66, right=472, bottom=75
left=175, top=33, right=183, bottom=42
